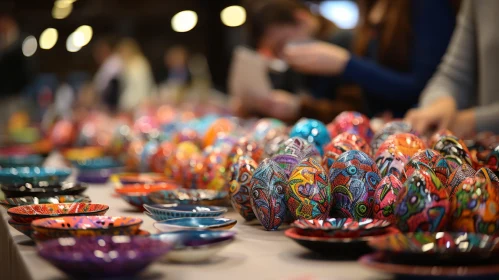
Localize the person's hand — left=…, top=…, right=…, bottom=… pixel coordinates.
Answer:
left=269, top=90, right=300, bottom=122
left=404, top=96, right=457, bottom=136
left=283, top=42, right=350, bottom=75
left=450, top=109, right=476, bottom=139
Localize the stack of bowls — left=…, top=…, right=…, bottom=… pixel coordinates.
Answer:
left=0, top=195, right=91, bottom=209
left=72, top=157, right=124, bottom=184
left=115, top=182, right=179, bottom=210
left=144, top=204, right=227, bottom=221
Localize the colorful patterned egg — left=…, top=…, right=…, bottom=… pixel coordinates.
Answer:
left=263, top=133, right=288, bottom=157
left=327, top=111, right=373, bottom=143
left=229, top=156, right=258, bottom=221
left=373, top=175, right=403, bottom=223
left=164, top=141, right=201, bottom=183
left=273, top=137, right=319, bottom=176
left=203, top=118, right=235, bottom=147
left=401, top=149, right=443, bottom=183
left=139, top=140, right=159, bottom=172
left=375, top=133, right=426, bottom=160
left=394, top=168, right=449, bottom=232
left=172, top=128, right=201, bottom=146
left=251, top=118, right=287, bottom=142
left=182, top=154, right=205, bottom=189
left=433, top=136, right=473, bottom=168
left=150, top=141, right=176, bottom=173
left=375, top=147, right=408, bottom=179
left=125, top=139, right=145, bottom=171
left=450, top=167, right=499, bottom=235
left=290, top=118, right=331, bottom=155
left=329, top=150, right=381, bottom=220
left=371, top=121, right=415, bottom=155
left=226, top=138, right=265, bottom=174
left=322, top=139, right=359, bottom=171
left=484, top=145, right=499, bottom=171
left=202, top=149, right=229, bottom=191
left=429, top=129, right=454, bottom=149
left=447, top=164, right=476, bottom=197
left=286, top=157, right=331, bottom=220
left=333, top=132, right=371, bottom=156
left=249, top=158, right=288, bottom=230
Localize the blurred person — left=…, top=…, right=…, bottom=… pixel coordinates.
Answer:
left=92, top=37, right=122, bottom=112
left=279, top=0, right=458, bottom=119
left=158, top=46, right=192, bottom=104
left=116, top=38, right=155, bottom=113
left=405, top=0, right=499, bottom=138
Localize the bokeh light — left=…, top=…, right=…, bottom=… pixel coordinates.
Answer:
left=52, top=1, right=73, bottom=19
left=39, top=28, right=58, bottom=50
left=72, top=25, right=93, bottom=47
left=66, top=33, right=81, bottom=53
left=319, top=1, right=359, bottom=29
left=220, top=6, right=246, bottom=27
left=22, top=36, right=38, bottom=57
left=171, top=10, right=198, bottom=33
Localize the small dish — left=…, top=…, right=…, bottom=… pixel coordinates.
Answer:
left=77, top=167, right=124, bottom=184
left=359, top=252, right=499, bottom=279
left=0, top=195, right=91, bottom=209
left=144, top=204, right=227, bottom=221
left=32, top=229, right=151, bottom=243
left=151, top=230, right=235, bottom=263
left=0, top=167, right=71, bottom=185
left=116, top=183, right=179, bottom=210
left=72, top=157, right=122, bottom=170
left=148, top=188, right=228, bottom=206
left=7, top=203, right=109, bottom=223
left=1, top=182, right=88, bottom=198
left=292, top=218, right=392, bottom=238
left=32, top=216, right=143, bottom=238
left=0, top=154, right=44, bottom=167
left=37, top=236, right=173, bottom=278
left=62, top=146, right=104, bottom=161
left=154, top=217, right=237, bottom=232
left=112, top=173, right=173, bottom=185
left=8, top=219, right=33, bottom=237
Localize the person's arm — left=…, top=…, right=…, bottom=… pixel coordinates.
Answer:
left=341, top=0, right=455, bottom=102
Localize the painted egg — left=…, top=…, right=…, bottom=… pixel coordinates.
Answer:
left=203, top=118, right=235, bottom=147
left=139, top=140, right=159, bottom=172
left=375, top=133, right=426, bottom=160
left=333, top=132, right=371, bottom=156
left=429, top=129, right=454, bottom=149
left=484, top=145, right=499, bottom=171
left=172, top=128, right=200, bottom=146
left=409, top=149, right=443, bottom=168
left=375, top=147, right=408, bottom=180
left=202, top=150, right=229, bottom=191
left=150, top=141, right=176, bottom=173
left=226, top=138, right=265, bottom=173
left=212, top=134, right=238, bottom=155
left=273, top=137, right=319, bottom=177
left=182, top=154, right=205, bottom=189
left=329, top=150, right=381, bottom=220
left=229, top=155, right=258, bottom=221
left=327, top=111, right=373, bottom=143
left=164, top=141, right=201, bottom=183
left=251, top=118, right=287, bottom=142
left=371, top=121, right=415, bottom=155
left=263, top=133, right=288, bottom=157
left=289, top=118, right=331, bottom=155
left=433, top=136, right=473, bottom=168
left=433, top=158, right=453, bottom=186
left=249, top=158, right=288, bottom=230
left=322, top=139, right=359, bottom=171
left=447, top=164, right=476, bottom=197
left=125, top=139, right=145, bottom=171
left=286, top=157, right=331, bottom=220
left=373, top=175, right=403, bottom=223
left=450, top=167, right=499, bottom=235
left=394, top=168, right=449, bottom=232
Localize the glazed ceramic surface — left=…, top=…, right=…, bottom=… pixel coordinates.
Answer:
left=289, top=118, right=331, bottom=155
left=249, top=158, right=288, bottom=230
left=370, top=121, right=415, bottom=155
left=229, top=156, right=257, bottom=221
left=144, top=204, right=227, bottom=221
left=329, top=150, right=381, bottom=220
left=148, top=188, right=228, bottom=205
left=373, top=175, right=403, bottom=223
left=8, top=203, right=109, bottom=223
left=402, top=149, right=444, bottom=183
left=8, top=219, right=34, bottom=237
left=394, top=168, right=449, bottom=232
left=447, top=164, right=476, bottom=197
left=0, top=167, right=71, bottom=185
left=72, top=157, right=122, bottom=170
left=286, top=157, right=331, bottom=220
left=433, top=136, right=473, bottom=168
left=375, top=147, right=408, bottom=179
left=292, top=218, right=391, bottom=238
left=37, top=236, right=173, bottom=278
left=327, top=111, right=373, bottom=143
left=0, top=154, right=43, bottom=167
left=31, top=216, right=142, bottom=238
left=0, top=195, right=90, bottom=209
left=332, top=132, right=371, bottom=155
left=1, top=182, right=88, bottom=198
left=273, top=137, right=319, bottom=176
left=250, top=118, right=286, bottom=142
left=154, top=217, right=237, bottom=232
left=374, top=133, right=426, bottom=161
left=116, top=183, right=179, bottom=209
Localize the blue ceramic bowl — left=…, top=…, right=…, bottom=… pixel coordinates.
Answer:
left=148, top=188, right=228, bottom=206
left=154, top=217, right=237, bottom=232
left=77, top=167, right=124, bottom=184
left=0, top=167, right=71, bottom=185
left=37, top=236, right=173, bottom=278
left=0, top=154, right=44, bottom=167
left=144, top=204, right=227, bottom=221
left=72, top=157, right=122, bottom=170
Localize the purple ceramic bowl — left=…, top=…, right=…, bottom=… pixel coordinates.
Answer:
left=77, top=167, right=123, bottom=184
left=37, top=236, right=173, bottom=278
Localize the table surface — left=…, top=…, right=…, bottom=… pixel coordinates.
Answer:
left=0, top=155, right=392, bottom=280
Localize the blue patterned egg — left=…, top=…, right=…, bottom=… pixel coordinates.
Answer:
left=229, top=156, right=258, bottom=221
left=249, top=158, right=288, bottom=230
left=329, top=150, right=381, bottom=220
left=290, top=118, right=331, bottom=156
left=251, top=118, right=287, bottom=142
left=286, top=157, right=331, bottom=220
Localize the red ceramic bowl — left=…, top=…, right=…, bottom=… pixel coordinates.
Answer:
left=115, top=183, right=179, bottom=210
left=7, top=203, right=109, bottom=223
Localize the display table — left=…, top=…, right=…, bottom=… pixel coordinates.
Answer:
left=0, top=157, right=391, bottom=280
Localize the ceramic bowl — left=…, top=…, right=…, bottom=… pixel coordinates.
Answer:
left=151, top=230, right=235, bottom=263
left=368, top=232, right=499, bottom=263
left=32, top=216, right=143, bottom=238
left=8, top=219, right=33, bottom=237
left=292, top=218, right=392, bottom=238
left=7, top=203, right=109, bottom=223
left=0, top=154, right=44, bottom=167
left=116, top=183, right=179, bottom=210
left=0, top=167, right=71, bottom=185
left=37, top=236, right=173, bottom=278
left=154, top=217, right=237, bottom=232
left=144, top=204, right=227, bottom=221
left=148, top=188, right=229, bottom=206
left=62, top=146, right=104, bottom=161
left=1, top=182, right=88, bottom=198
left=77, top=167, right=124, bottom=184
left=112, top=173, right=173, bottom=185
left=32, top=229, right=151, bottom=243
left=0, top=195, right=91, bottom=209
left=72, top=157, right=122, bottom=170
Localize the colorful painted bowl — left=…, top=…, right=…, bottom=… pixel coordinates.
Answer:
left=112, top=173, right=173, bottom=185
left=77, top=167, right=124, bottom=184
left=154, top=217, right=237, bottom=232
left=0, top=195, right=91, bottom=209
left=144, top=204, right=227, bottom=221
left=32, top=229, right=151, bottom=243
left=37, top=236, right=173, bottom=278
left=292, top=218, right=392, bottom=238
left=62, top=146, right=104, bottom=161
left=148, top=188, right=229, bottom=206
left=1, top=182, right=88, bottom=198
left=7, top=203, right=109, bottom=223
left=368, top=232, right=499, bottom=263
left=0, top=154, right=44, bottom=167
left=116, top=183, right=179, bottom=210
left=8, top=219, right=33, bottom=237
left=72, top=157, right=122, bottom=170
left=151, top=230, right=235, bottom=263
left=31, top=216, right=143, bottom=238
left=0, top=167, right=71, bottom=185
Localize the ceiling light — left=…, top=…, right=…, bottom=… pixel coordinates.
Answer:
left=22, top=36, right=37, bottom=57
left=171, top=10, right=198, bottom=33
left=39, top=28, right=58, bottom=50
left=221, top=6, right=246, bottom=27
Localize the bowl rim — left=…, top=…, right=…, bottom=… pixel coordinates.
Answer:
left=144, top=204, right=228, bottom=214
left=1, top=181, right=88, bottom=192
left=292, top=218, right=392, bottom=232
left=148, top=188, right=228, bottom=201
left=153, top=217, right=236, bottom=230
left=0, top=195, right=91, bottom=207
left=7, top=203, right=110, bottom=218
left=0, top=166, right=72, bottom=177
left=152, top=230, right=236, bottom=250
left=115, top=182, right=180, bottom=196
left=284, top=227, right=398, bottom=244
left=31, top=215, right=143, bottom=232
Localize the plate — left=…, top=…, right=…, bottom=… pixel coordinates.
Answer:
left=0, top=167, right=71, bottom=185
left=1, top=182, right=88, bottom=198
left=0, top=195, right=91, bottom=209
left=154, top=217, right=237, bottom=232
left=292, top=218, right=391, bottom=238
left=7, top=203, right=109, bottom=223
left=144, top=204, right=227, bottom=221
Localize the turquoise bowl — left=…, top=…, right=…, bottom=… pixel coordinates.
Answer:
left=144, top=204, right=227, bottom=221
left=0, top=167, right=71, bottom=185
